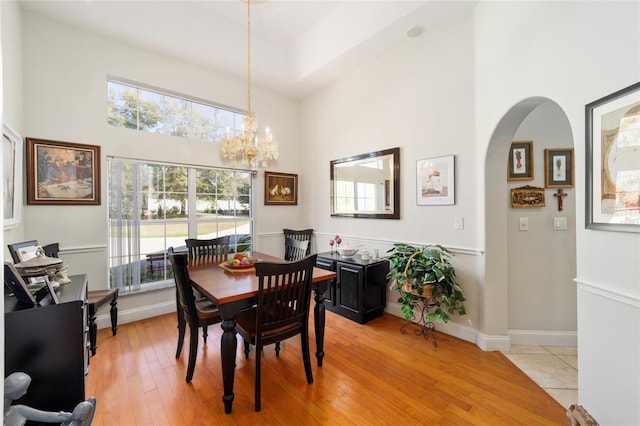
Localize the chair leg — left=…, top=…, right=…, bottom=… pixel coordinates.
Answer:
left=186, top=324, right=198, bottom=383
left=176, top=319, right=186, bottom=358
left=275, top=341, right=281, bottom=357
left=244, top=339, right=250, bottom=359
left=255, top=345, right=262, bottom=412
left=301, top=329, right=313, bottom=384
left=202, top=325, right=208, bottom=344
left=109, top=296, right=118, bottom=336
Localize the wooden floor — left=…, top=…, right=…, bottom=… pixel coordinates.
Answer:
left=86, top=311, right=569, bottom=425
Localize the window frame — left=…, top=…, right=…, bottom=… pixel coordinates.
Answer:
left=107, top=157, right=254, bottom=293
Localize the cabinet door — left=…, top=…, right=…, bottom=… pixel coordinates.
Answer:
left=336, top=262, right=363, bottom=313
left=316, top=257, right=336, bottom=306
left=5, top=301, right=86, bottom=412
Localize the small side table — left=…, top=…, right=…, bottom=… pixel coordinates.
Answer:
left=87, top=288, right=119, bottom=356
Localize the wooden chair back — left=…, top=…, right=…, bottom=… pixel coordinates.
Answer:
left=254, top=254, right=317, bottom=346
left=284, top=238, right=310, bottom=261
left=185, top=236, right=230, bottom=259
left=42, top=243, right=60, bottom=258
left=169, top=252, right=198, bottom=322
left=282, top=229, right=313, bottom=257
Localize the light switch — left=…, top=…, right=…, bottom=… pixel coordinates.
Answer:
left=554, top=216, right=567, bottom=230
left=519, top=217, right=529, bottom=231
left=455, top=217, right=464, bottom=230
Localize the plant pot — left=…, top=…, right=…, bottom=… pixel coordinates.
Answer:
left=402, top=282, right=433, bottom=298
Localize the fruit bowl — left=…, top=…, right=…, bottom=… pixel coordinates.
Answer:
left=337, top=247, right=358, bottom=257
left=225, top=253, right=256, bottom=267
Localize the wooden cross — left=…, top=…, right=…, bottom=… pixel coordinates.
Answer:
left=554, top=188, right=567, bottom=211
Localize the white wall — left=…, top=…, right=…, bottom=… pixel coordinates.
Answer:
left=17, top=10, right=301, bottom=318
left=474, top=1, right=639, bottom=424
left=301, top=8, right=480, bottom=338
left=2, top=0, right=24, bottom=249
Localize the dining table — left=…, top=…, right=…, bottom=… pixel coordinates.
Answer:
left=187, top=251, right=336, bottom=414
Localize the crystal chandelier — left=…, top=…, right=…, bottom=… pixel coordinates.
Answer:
left=219, top=0, right=279, bottom=169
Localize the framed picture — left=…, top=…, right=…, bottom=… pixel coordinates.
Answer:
left=416, top=155, right=455, bottom=206
left=544, top=148, right=574, bottom=188
left=264, top=171, right=298, bottom=205
left=12, top=243, right=46, bottom=285
left=26, top=138, right=101, bottom=205
left=3, top=125, right=22, bottom=229
left=511, top=185, right=545, bottom=208
left=507, top=141, right=534, bottom=181
left=586, top=81, right=640, bottom=232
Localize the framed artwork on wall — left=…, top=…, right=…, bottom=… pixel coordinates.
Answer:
left=264, top=171, right=298, bottom=205
left=416, top=155, right=455, bottom=206
left=544, top=148, right=574, bottom=188
left=3, top=125, right=22, bottom=229
left=26, top=138, right=101, bottom=205
left=507, top=141, right=534, bottom=181
left=511, top=185, right=545, bottom=208
left=586, top=81, right=640, bottom=232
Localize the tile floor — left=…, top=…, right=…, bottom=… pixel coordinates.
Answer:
left=502, top=345, right=578, bottom=408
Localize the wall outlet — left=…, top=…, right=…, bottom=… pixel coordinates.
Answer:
left=519, top=217, right=529, bottom=231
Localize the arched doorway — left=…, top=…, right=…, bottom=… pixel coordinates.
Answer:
left=484, top=97, right=577, bottom=346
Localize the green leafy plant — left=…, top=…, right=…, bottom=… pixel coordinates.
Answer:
left=386, top=243, right=467, bottom=324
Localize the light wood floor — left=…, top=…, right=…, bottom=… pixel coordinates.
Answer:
left=86, top=311, right=569, bottom=425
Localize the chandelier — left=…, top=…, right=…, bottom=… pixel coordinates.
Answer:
left=219, top=0, right=279, bottom=169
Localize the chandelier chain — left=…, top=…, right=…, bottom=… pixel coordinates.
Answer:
left=218, top=0, right=279, bottom=169
left=247, top=0, right=251, bottom=114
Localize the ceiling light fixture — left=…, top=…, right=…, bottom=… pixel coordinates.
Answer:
left=406, top=26, right=424, bottom=38
left=219, top=0, right=278, bottom=169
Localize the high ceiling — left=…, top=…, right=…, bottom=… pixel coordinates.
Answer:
left=18, top=0, right=476, bottom=98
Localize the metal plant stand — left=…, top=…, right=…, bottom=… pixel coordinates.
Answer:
left=400, top=296, right=438, bottom=347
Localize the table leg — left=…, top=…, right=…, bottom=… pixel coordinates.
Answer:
left=313, top=283, right=327, bottom=367
left=220, top=316, right=237, bottom=414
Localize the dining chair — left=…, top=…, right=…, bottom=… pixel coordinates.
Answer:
left=282, top=229, right=313, bottom=259
left=235, top=254, right=318, bottom=411
left=169, top=251, right=222, bottom=383
left=183, top=236, right=230, bottom=343
left=185, top=236, right=231, bottom=259
left=284, top=238, right=310, bottom=261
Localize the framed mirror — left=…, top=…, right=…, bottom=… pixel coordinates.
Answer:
left=330, top=147, right=400, bottom=219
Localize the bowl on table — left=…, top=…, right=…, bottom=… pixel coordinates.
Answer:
left=337, top=247, right=358, bottom=258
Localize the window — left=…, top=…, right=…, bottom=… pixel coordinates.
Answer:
left=335, top=180, right=377, bottom=213
left=108, top=157, right=253, bottom=292
left=107, top=79, right=245, bottom=142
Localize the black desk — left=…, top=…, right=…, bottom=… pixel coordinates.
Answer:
left=4, top=274, right=88, bottom=412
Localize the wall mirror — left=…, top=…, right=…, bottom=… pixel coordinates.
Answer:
left=330, top=147, right=400, bottom=219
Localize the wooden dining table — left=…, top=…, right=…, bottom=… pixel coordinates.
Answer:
left=186, top=251, right=336, bottom=414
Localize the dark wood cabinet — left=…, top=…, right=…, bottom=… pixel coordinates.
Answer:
left=4, top=274, right=88, bottom=412
left=316, top=252, right=389, bottom=324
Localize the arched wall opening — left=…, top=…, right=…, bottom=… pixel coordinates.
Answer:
left=484, top=97, right=577, bottom=348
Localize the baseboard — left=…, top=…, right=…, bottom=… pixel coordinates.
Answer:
left=385, top=304, right=478, bottom=346
left=508, top=329, right=578, bottom=346
left=474, top=333, right=511, bottom=352
left=94, top=300, right=175, bottom=330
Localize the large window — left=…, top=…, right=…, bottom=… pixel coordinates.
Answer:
left=108, top=157, right=252, bottom=292
left=107, top=79, right=246, bottom=142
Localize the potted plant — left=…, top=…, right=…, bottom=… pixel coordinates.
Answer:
left=386, top=243, right=467, bottom=324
